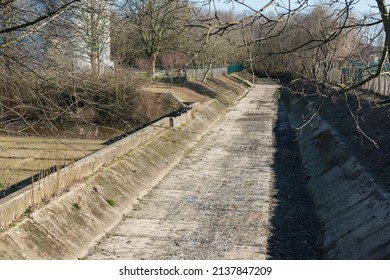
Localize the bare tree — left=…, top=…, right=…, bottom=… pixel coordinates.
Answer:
left=160, top=50, right=188, bottom=84
left=73, top=0, right=113, bottom=73
left=0, top=1, right=142, bottom=136
left=182, top=7, right=247, bottom=81
left=269, top=4, right=360, bottom=82
left=194, top=1, right=390, bottom=90
left=44, top=0, right=114, bottom=74
left=119, top=0, right=190, bottom=77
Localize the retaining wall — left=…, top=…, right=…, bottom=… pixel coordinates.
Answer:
left=286, top=93, right=390, bottom=259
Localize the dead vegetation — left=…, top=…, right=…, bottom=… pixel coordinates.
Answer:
left=0, top=68, right=183, bottom=139
left=0, top=57, right=254, bottom=139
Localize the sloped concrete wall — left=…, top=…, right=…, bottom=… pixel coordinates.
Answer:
left=287, top=94, right=390, bottom=259
left=0, top=107, right=203, bottom=230
left=0, top=118, right=168, bottom=229
left=0, top=98, right=239, bottom=259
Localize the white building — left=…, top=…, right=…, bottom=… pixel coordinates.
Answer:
left=0, top=0, right=114, bottom=73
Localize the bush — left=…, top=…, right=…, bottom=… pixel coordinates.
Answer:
left=0, top=68, right=148, bottom=136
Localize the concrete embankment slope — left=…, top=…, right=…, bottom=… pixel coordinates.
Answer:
left=0, top=101, right=224, bottom=259
left=286, top=92, right=390, bottom=259
left=0, top=77, right=249, bottom=259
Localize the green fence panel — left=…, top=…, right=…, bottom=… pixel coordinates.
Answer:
left=227, top=64, right=245, bottom=74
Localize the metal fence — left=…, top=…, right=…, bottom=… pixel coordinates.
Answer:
left=185, top=66, right=227, bottom=81
left=332, top=67, right=390, bottom=96
left=227, top=64, right=245, bottom=74
left=185, top=64, right=245, bottom=81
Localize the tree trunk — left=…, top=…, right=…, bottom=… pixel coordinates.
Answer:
left=91, top=53, right=98, bottom=74
left=151, top=52, right=158, bottom=78
left=202, top=62, right=212, bottom=82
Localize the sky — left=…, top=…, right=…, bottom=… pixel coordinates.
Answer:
left=212, top=0, right=379, bottom=14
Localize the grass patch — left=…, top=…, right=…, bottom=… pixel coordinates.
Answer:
left=105, top=198, right=116, bottom=207
left=184, top=147, right=193, bottom=157
left=24, top=206, right=33, bottom=216
left=72, top=202, right=81, bottom=210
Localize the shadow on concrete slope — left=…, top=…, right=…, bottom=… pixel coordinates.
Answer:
left=267, top=100, right=325, bottom=259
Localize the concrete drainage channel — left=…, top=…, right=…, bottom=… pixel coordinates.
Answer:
left=285, top=91, right=390, bottom=259
left=1, top=78, right=389, bottom=259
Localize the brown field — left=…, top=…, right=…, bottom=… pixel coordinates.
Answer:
left=0, top=137, right=105, bottom=189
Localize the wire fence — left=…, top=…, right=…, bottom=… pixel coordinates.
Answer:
left=185, top=66, right=227, bottom=81
left=185, top=64, right=245, bottom=81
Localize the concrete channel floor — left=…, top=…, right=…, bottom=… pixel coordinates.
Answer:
left=87, top=82, right=279, bottom=259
